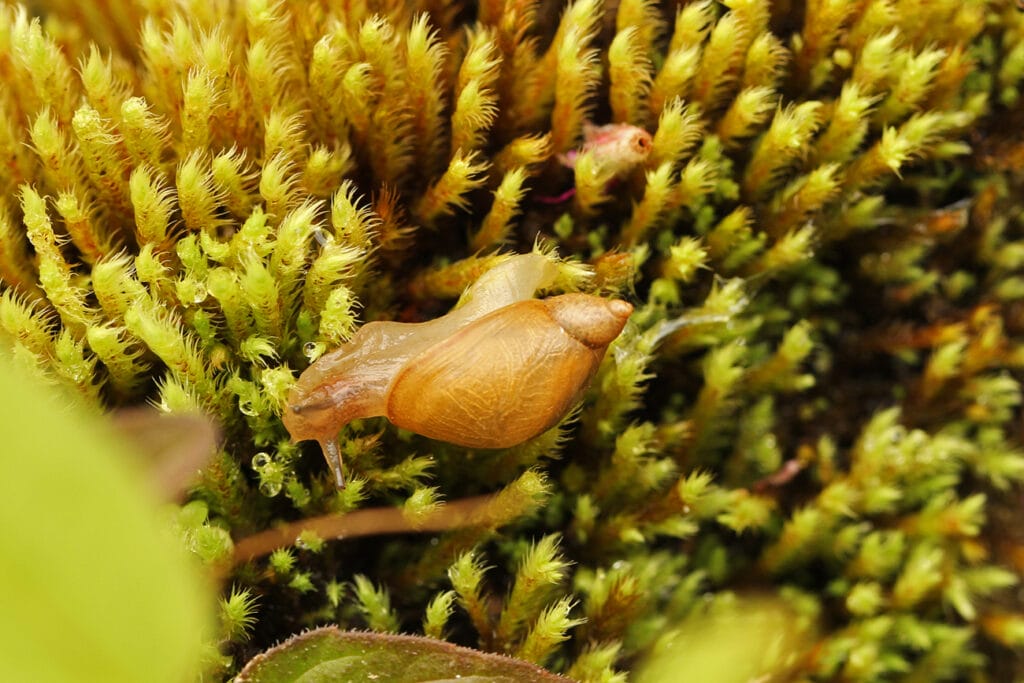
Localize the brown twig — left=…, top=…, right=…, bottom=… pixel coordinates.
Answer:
left=231, top=493, right=499, bottom=565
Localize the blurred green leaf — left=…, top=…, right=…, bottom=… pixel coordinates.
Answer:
left=634, top=595, right=816, bottom=683
left=0, top=354, right=212, bottom=683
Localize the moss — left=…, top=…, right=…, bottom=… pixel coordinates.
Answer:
left=2, top=0, right=1024, bottom=679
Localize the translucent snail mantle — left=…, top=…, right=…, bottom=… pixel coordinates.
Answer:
left=283, top=253, right=633, bottom=487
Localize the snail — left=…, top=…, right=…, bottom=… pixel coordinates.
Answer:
left=283, top=253, right=633, bottom=487
left=539, top=123, right=653, bottom=205
left=559, top=122, right=653, bottom=177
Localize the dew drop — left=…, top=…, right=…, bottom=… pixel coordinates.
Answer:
left=179, top=280, right=207, bottom=304
left=251, top=452, right=271, bottom=470
left=239, top=399, right=258, bottom=416
left=259, top=479, right=282, bottom=497
left=303, top=341, right=325, bottom=362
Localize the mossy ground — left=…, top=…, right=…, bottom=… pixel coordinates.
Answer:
left=2, top=0, right=1024, bottom=680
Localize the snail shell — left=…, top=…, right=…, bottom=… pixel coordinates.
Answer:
left=283, top=254, right=632, bottom=487
left=387, top=294, right=632, bottom=446
left=558, top=122, right=653, bottom=177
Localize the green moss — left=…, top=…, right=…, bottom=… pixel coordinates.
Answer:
left=2, top=0, right=1024, bottom=679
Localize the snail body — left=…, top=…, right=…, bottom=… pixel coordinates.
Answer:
left=283, top=254, right=632, bottom=487
left=559, top=122, right=653, bottom=177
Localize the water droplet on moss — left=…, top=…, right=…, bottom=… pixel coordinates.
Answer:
left=259, top=479, right=282, bottom=497
left=303, top=341, right=324, bottom=361
left=252, top=452, right=271, bottom=469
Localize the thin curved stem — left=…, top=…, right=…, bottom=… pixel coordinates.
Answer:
left=231, top=493, right=498, bottom=565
